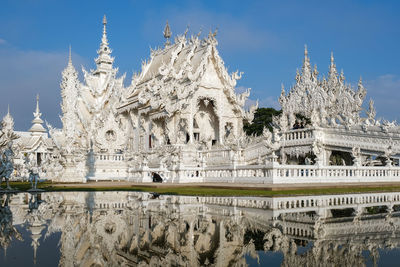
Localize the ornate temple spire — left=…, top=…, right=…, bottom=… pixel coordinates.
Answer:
left=327, top=52, right=339, bottom=92
left=313, top=64, right=319, bottom=80
left=63, top=46, right=77, bottom=73
left=339, top=69, right=345, bottom=82
left=2, top=105, right=14, bottom=132
left=35, top=95, right=40, bottom=116
left=95, top=15, right=114, bottom=73
left=68, top=45, right=72, bottom=66
left=61, top=45, right=79, bottom=115
left=29, top=94, right=46, bottom=135
left=302, top=45, right=311, bottom=80
left=163, top=20, right=172, bottom=46
left=102, top=15, right=108, bottom=45
left=328, top=52, right=338, bottom=79
left=32, top=239, right=38, bottom=265
left=278, top=84, right=287, bottom=108
left=357, top=76, right=366, bottom=99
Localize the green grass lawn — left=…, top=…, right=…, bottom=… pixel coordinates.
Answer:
left=5, top=181, right=400, bottom=197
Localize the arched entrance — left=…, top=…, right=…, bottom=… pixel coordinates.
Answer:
left=194, top=98, right=219, bottom=147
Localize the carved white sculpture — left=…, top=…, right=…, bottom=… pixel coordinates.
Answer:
left=24, top=154, right=40, bottom=189
left=278, top=48, right=368, bottom=129
left=0, top=109, right=19, bottom=189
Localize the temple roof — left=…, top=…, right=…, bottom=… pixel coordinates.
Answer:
left=119, top=25, right=256, bottom=120
left=136, top=39, right=209, bottom=86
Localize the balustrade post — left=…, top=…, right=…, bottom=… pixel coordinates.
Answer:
left=270, top=161, right=280, bottom=184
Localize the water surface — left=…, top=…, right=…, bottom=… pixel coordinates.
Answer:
left=0, top=191, right=400, bottom=266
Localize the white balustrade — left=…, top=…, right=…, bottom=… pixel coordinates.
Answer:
left=97, top=153, right=125, bottom=161
left=283, top=128, right=314, bottom=142
left=155, top=163, right=400, bottom=184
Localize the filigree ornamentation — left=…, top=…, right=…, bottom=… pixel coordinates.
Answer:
left=277, top=47, right=380, bottom=129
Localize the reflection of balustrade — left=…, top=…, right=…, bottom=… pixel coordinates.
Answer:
left=272, top=191, right=400, bottom=212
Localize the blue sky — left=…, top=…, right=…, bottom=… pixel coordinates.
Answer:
left=0, top=0, right=399, bottom=130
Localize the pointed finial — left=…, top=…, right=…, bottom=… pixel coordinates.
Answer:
left=101, top=15, right=108, bottom=45
left=7, top=104, right=10, bottom=115
left=68, top=45, right=72, bottom=64
left=29, top=93, right=46, bottom=134
left=33, top=241, right=38, bottom=265
left=184, top=25, right=189, bottom=37
left=213, top=27, right=218, bottom=37
left=103, top=14, right=107, bottom=25
left=35, top=94, right=40, bottom=115
left=197, top=27, right=202, bottom=37
left=304, top=44, right=308, bottom=57
left=330, top=51, right=334, bottom=63
left=163, top=20, right=172, bottom=44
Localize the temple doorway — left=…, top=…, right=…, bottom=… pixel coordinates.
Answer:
left=194, top=99, right=219, bottom=147
left=36, top=152, right=42, bottom=166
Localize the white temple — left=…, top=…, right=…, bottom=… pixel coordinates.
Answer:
left=2, top=16, right=400, bottom=184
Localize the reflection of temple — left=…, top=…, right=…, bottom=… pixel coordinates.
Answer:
left=1, top=192, right=400, bottom=266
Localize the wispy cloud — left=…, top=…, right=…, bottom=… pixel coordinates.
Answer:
left=0, top=46, right=88, bottom=130
left=364, top=74, right=400, bottom=122
left=143, top=7, right=279, bottom=53
left=0, top=38, right=6, bottom=45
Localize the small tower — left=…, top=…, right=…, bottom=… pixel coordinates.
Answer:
left=29, top=95, right=47, bottom=135
left=163, top=20, right=172, bottom=46
left=60, top=46, right=80, bottom=138
left=95, top=15, right=114, bottom=74
left=2, top=105, right=15, bottom=133
left=302, top=45, right=311, bottom=80
left=29, top=216, right=45, bottom=265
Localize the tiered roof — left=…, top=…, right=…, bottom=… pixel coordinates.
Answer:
left=119, top=24, right=257, bottom=121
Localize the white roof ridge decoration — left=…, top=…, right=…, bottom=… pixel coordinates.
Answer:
left=2, top=105, right=14, bottom=131
left=276, top=46, right=381, bottom=131
left=120, top=25, right=252, bottom=120
left=163, top=20, right=172, bottom=46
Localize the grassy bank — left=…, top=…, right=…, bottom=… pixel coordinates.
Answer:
left=6, top=181, right=400, bottom=197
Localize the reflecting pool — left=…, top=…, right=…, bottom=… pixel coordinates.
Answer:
left=1, top=191, right=400, bottom=266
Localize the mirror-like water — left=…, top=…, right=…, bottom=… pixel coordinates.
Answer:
left=1, top=191, right=400, bottom=266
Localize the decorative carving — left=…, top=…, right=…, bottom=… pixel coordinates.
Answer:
left=277, top=48, right=385, bottom=129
